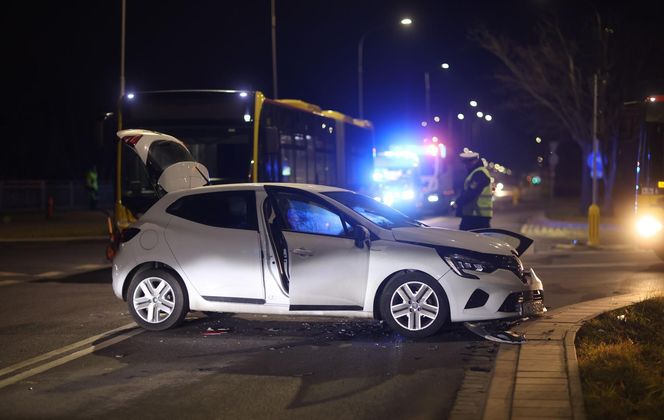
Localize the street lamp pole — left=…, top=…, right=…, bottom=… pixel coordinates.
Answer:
left=357, top=18, right=412, bottom=119
left=116, top=0, right=127, bottom=210
left=270, top=0, right=279, bottom=99
left=357, top=32, right=368, bottom=119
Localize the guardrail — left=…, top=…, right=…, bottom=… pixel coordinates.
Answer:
left=0, top=180, right=113, bottom=211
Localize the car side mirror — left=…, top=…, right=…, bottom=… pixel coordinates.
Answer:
left=353, top=225, right=371, bottom=249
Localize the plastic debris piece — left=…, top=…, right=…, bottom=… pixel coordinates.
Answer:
left=464, top=322, right=526, bottom=344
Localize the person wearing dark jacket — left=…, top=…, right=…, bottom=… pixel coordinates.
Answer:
left=455, top=150, right=493, bottom=231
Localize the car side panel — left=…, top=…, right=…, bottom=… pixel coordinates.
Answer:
left=164, top=216, right=265, bottom=301
left=363, top=241, right=455, bottom=312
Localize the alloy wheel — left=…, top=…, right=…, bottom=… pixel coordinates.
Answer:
left=132, top=277, right=176, bottom=324
left=390, top=281, right=439, bottom=331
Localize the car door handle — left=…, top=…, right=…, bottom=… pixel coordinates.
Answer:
left=292, top=248, right=314, bottom=257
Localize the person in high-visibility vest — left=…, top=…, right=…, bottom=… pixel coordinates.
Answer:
left=454, top=150, right=493, bottom=231
left=86, top=166, right=99, bottom=210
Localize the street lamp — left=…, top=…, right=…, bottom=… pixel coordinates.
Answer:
left=484, top=114, right=492, bottom=121
left=457, top=113, right=465, bottom=120
left=441, top=63, right=450, bottom=70
left=358, top=18, right=413, bottom=119
left=469, top=100, right=478, bottom=107
left=476, top=111, right=484, bottom=118
left=535, top=136, right=542, bottom=144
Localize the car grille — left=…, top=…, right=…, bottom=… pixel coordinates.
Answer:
left=498, top=290, right=544, bottom=312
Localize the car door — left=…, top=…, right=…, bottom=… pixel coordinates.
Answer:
left=164, top=190, right=265, bottom=303
left=266, top=187, right=370, bottom=310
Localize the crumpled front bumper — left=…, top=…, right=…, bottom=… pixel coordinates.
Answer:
left=498, top=268, right=546, bottom=317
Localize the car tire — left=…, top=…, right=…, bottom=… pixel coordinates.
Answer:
left=379, top=272, right=449, bottom=338
left=127, top=269, right=188, bottom=331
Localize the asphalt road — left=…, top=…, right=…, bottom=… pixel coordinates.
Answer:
left=0, top=208, right=663, bottom=419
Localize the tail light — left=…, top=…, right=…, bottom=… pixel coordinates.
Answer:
left=120, top=228, right=141, bottom=243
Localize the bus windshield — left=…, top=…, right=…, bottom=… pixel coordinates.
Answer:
left=123, top=91, right=254, bottom=183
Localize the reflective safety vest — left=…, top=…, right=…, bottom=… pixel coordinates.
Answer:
left=461, top=166, right=493, bottom=217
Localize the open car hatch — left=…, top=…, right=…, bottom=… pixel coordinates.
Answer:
left=118, top=129, right=209, bottom=194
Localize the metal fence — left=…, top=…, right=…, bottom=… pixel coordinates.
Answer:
left=0, top=180, right=113, bottom=211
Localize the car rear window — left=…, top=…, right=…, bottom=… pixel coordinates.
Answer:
left=166, top=191, right=258, bottom=230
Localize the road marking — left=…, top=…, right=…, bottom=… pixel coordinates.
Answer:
left=0, top=272, right=28, bottom=277
left=36, top=271, right=65, bottom=278
left=74, top=263, right=109, bottom=270
left=0, top=280, right=21, bottom=287
left=0, top=322, right=140, bottom=389
left=533, top=261, right=648, bottom=269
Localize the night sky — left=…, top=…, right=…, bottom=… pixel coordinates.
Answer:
left=2, top=0, right=663, bottom=180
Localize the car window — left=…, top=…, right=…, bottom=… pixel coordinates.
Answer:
left=323, top=191, right=424, bottom=229
left=272, top=191, right=348, bottom=237
left=166, top=191, right=258, bottom=230
left=147, top=140, right=194, bottom=175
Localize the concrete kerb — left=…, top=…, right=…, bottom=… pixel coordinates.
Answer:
left=480, top=292, right=652, bottom=420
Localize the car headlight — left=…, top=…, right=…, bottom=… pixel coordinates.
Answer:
left=636, top=215, right=663, bottom=238
left=442, top=254, right=496, bottom=279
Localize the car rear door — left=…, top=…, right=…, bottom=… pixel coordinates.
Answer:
left=164, top=190, right=265, bottom=303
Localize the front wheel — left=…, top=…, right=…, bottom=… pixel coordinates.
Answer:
left=379, top=272, right=449, bottom=338
left=127, top=269, right=188, bottom=331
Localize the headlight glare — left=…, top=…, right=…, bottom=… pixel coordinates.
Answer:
left=636, top=215, right=662, bottom=238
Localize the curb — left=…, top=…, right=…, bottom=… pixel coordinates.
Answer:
left=480, top=292, right=654, bottom=420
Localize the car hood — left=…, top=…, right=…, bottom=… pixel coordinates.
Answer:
left=391, top=226, right=515, bottom=256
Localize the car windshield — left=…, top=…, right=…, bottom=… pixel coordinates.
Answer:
left=323, top=191, right=425, bottom=229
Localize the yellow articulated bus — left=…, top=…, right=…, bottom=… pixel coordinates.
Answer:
left=114, top=90, right=375, bottom=231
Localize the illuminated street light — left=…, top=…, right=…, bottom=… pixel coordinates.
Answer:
left=535, top=136, right=542, bottom=144
left=433, top=116, right=440, bottom=123
left=358, top=17, right=413, bottom=118
left=484, top=114, right=492, bottom=121
left=469, top=100, right=478, bottom=107
left=239, top=91, right=248, bottom=98
left=126, top=93, right=135, bottom=100
left=457, top=113, right=465, bottom=120
left=421, top=121, right=428, bottom=127
left=441, top=63, right=450, bottom=69
left=476, top=111, right=484, bottom=118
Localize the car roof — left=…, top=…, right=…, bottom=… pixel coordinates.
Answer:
left=165, top=182, right=352, bottom=199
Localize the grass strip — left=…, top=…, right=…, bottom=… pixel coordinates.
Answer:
left=575, top=296, right=664, bottom=420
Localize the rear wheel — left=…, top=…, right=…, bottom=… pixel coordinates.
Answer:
left=379, top=272, right=449, bottom=338
left=127, top=269, right=188, bottom=331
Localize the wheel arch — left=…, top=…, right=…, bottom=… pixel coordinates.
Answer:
left=372, top=269, right=450, bottom=322
left=122, top=261, right=187, bottom=302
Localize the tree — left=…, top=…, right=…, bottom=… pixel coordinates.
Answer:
left=471, top=13, right=656, bottom=214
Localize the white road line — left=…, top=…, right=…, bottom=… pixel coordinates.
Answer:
left=532, top=261, right=648, bottom=269
left=74, top=264, right=109, bottom=270
left=0, top=327, right=143, bottom=390
left=0, top=322, right=138, bottom=379
left=36, top=271, right=65, bottom=278
left=0, top=272, right=29, bottom=277
left=0, top=280, right=21, bottom=287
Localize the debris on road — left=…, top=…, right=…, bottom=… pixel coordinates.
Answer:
left=202, top=327, right=231, bottom=336
left=464, top=321, right=526, bottom=344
